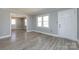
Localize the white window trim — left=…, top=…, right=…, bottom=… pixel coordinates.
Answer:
left=37, top=14, right=49, bottom=28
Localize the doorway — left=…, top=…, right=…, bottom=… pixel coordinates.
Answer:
left=58, top=9, right=77, bottom=40
left=10, top=16, right=27, bottom=40
left=11, top=17, right=27, bottom=30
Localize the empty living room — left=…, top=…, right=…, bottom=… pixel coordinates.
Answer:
left=0, top=8, right=79, bottom=50
left=1, top=0, right=79, bottom=59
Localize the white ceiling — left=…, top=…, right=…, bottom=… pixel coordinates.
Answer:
left=9, top=8, right=70, bottom=17
left=10, top=8, right=45, bottom=15
left=9, top=8, right=46, bottom=17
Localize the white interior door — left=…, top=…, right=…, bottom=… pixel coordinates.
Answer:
left=58, top=9, right=77, bottom=40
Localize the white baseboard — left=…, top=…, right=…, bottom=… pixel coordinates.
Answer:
left=27, top=30, right=33, bottom=32
left=12, top=28, right=25, bottom=30
left=0, top=35, right=11, bottom=39
left=31, top=30, right=78, bottom=42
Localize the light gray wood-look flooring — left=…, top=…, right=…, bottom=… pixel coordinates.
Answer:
left=0, top=30, right=79, bottom=50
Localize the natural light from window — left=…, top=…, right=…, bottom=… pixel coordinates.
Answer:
left=37, top=17, right=42, bottom=27
left=25, top=19, right=27, bottom=26
left=11, top=19, right=16, bottom=25
left=43, top=16, right=49, bottom=27
left=37, top=15, right=49, bottom=28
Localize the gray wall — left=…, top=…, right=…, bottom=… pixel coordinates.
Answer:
left=27, top=16, right=33, bottom=32
left=28, top=8, right=77, bottom=40
left=31, top=12, right=58, bottom=34
left=29, top=9, right=68, bottom=35
left=77, top=9, right=79, bottom=39
left=0, top=9, right=10, bottom=37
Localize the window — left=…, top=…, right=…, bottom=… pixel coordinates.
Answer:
left=25, top=19, right=27, bottom=26
left=43, top=16, right=49, bottom=27
left=11, top=19, right=16, bottom=25
left=37, top=17, right=42, bottom=27
left=37, top=15, right=49, bottom=28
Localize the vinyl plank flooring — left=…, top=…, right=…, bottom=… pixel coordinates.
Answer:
left=0, top=29, right=79, bottom=50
